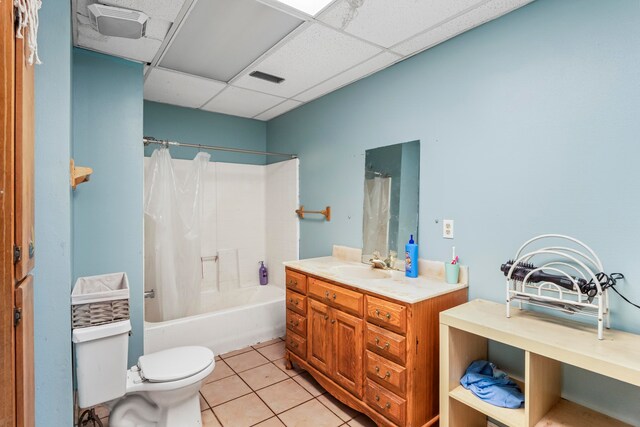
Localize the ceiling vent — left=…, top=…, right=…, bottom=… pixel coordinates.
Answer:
left=249, top=71, right=285, bottom=84
left=87, top=4, right=148, bottom=39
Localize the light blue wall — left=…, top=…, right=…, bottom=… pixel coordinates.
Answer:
left=72, top=48, right=144, bottom=366
left=267, top=0, right=640, bottom=422
left=144, top=101, right=267, bottom=165
left=33, top=1, right=74, bottom=425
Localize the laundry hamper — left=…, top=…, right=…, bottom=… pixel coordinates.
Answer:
left=71, top=272, right=130, bottom=328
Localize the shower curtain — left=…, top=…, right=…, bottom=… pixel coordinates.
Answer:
left=144, top=148, right=210, bottom=321
left=363, top=176, right=391, bottom=258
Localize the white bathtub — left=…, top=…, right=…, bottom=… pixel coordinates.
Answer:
left=144, top=285, right=286, bottom=355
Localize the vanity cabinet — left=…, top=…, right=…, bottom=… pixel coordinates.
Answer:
left=285, top=267, right=468, bottom=427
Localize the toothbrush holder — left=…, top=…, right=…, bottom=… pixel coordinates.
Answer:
left=445, top=263, right=460, bottom=284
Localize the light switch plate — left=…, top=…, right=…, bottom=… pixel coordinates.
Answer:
left=443, top=219, right=454, bottom=239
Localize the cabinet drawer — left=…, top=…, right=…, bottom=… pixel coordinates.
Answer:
left=286, top=270, right=307, bottom=294
left=286, top=290, right=307, bottom=315
left=308, top=278, right=363, bottom=317
left=365, top=351, right=406, bottom=397
left=286, top=309, right=306, bottom=337
left=365, top=380, right=406, bottom=426
left=366, top=323, right=406, bottom=365
left=286, top=331, right=306, bottom=359
left=366, top=296, right=407, bottom=334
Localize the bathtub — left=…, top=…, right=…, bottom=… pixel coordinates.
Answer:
left=144, top=285, right=285, bottom=355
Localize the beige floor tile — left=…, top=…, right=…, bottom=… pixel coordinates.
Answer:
left=239, top=362, right=289, bottom=391
left=215, top=355, right=222, bottom=361
left=317, top=394, right=359, bottom=422
left=273, top=358, right=304, bottom=377
left=200, top=392, right=210, bottom=410
left=225, top=349, right=270, bottom=373
left=220, top=346, right=253, bottom=359
left=205, top=360, right=235, bottom=383
left=254, top=416, right=286, bottom=426
left=292, top=372, right=325, bottom=397
left=202, top=409, right=222, bottom=427
left=256, top=341, right=286, bottom=361
left=253, top=338, right=283, bottom=349
left=257, top=378, right=313, bottom=414
left=200, top=375, right=252, bottom=407
left=213, top=393, right=273, bottom=427
left=347, top=414, right=377, bottom=427
left=279, top=399, right=343, bottom=427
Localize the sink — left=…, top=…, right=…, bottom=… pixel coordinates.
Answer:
left=331, top=265, right=391, bottom=280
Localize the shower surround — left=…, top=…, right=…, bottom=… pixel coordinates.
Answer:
left=143, top=155, right=299, bottom=354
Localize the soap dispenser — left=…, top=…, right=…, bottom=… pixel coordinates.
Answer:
left=405, top=235, right=418, bottom=278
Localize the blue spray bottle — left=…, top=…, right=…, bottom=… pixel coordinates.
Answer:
left=259, top=261, right=268, bottom=285
left=405, top=235, right=418, bottom=278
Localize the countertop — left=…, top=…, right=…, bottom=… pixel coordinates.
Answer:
left=283, top=256, right=468, bottom=304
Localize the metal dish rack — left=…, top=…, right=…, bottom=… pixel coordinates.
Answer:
left=505, top=234, right=610, bottom=339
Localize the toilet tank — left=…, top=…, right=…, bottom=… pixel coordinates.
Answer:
left=73, top=320, right=131, bottom=408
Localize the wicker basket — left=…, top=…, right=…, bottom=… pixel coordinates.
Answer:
left=72, top=272, right=130, bottom=329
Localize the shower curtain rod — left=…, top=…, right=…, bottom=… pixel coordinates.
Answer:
left=143, top=136, right=298, bottom=159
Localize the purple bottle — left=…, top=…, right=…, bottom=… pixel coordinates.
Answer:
left=259, top=261, right=268, bottom=285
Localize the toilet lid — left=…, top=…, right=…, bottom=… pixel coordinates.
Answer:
left=138, top=346, right=214, bottom=383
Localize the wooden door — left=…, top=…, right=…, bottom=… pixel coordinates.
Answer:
left=0, top=2, right=17, bottom=425
left=15, top=276, right=33, bottom=427
left=333, top=309, right=364, bottom=398
left=14, top=32, right=35, bottom=280
left=307, top=299, right=332, bottom=375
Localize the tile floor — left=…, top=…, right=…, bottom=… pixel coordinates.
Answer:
left=83, top=337, right=377, bottom=427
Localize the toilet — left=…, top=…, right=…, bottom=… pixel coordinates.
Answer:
left=73, top=320, right=214, bottom=427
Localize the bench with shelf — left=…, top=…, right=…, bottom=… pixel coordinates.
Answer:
left=439, top=299, right=639, bottom=427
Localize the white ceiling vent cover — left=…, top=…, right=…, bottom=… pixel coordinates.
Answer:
left=87, top=4, right=148, bottom=40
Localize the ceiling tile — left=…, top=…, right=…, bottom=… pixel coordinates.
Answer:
left=294, top=51, right=400, bottom=102
left=318, top=0, right=485, bottom=48
left=233, top=23, right=381, bottom=98
left=393, top=0, right=534, bottom=56
left=201, top=86, right=286, bottom=118
left=159, top=0, right=302, bottom=82
left=144, top=68, right=226, bottom=108
left=254, top=100, right=303, bottom=121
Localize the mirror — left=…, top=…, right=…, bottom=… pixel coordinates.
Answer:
left=362, top=140, right=420, bottom=265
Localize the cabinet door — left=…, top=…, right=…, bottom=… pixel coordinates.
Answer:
left=308, top=299, right=332, bottom=375
left=14, top=34, right=35, bottom=280
left=333, top=309, right=364, bottom=398
left=15, top=275, right=34, bottom=427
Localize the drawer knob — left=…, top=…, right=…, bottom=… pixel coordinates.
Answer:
left=289, top=340, right=298, bottom=348
left=374, top=337, right=391, bottom=350
left=386, top=312, right=391, bottom=319
left=325, top=291, right=330, bottom=299
left=385, top=402, right=391, bottom=409
left=290, top=320, right=299, bottom=326
left=331, top=319, right=336, bottom=324
left=289, top=279, right=297, bottom=287
left=374, top=366, right=391, bottom=379
left=332, top=293, right=337, bottom=300
left=324, top=315, right=329, bottom=320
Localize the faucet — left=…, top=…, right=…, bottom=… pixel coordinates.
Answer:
left=370, top=250, right=398, bottom=270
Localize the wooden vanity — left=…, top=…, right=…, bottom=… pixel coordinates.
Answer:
left=283, top=263, right=468, bottom=427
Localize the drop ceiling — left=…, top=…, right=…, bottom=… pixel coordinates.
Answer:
left=72, top=0, right=534, bottom=121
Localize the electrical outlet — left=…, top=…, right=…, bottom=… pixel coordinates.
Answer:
left=443, top=219, right=454, bottom=239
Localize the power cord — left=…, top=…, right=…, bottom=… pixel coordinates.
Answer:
left=584, top=273, right=640, bottom=310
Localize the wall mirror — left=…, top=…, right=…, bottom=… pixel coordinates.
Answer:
left=362, top=140, right=420, bottom=265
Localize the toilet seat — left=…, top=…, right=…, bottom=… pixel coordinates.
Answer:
left=139, top=346, right=213, bottom=383
left=125, top=346, right=214, bottom=393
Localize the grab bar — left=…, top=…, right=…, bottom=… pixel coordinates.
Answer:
left=144, top=289, right=155, bottom=299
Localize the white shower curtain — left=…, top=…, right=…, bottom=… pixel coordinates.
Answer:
left=363, top=177, right=391, bottom=259
left=144, top=148, right=210, bottom=321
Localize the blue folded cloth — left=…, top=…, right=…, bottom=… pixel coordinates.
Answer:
left=460, top=360, right=524, bottom=409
